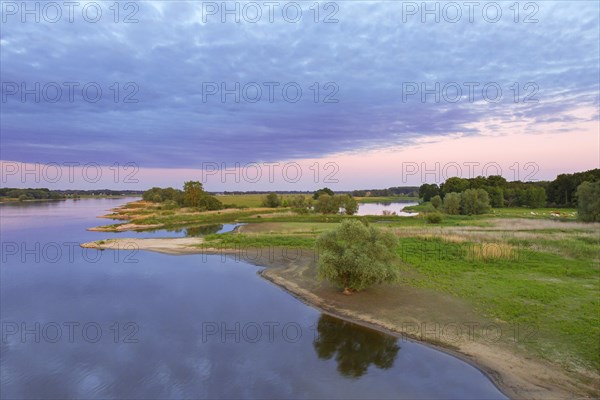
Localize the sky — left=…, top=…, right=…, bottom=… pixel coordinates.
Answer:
left=1, top=0, right=599, bottom=191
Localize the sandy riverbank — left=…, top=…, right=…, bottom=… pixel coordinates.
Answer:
left=80, top=237, right=597, bottom=399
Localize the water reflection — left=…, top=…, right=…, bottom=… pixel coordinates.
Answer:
left=105, top=223, right=241, bottom=239
left=355, top=202, right=419, bottom=216
left=313, top=314, right=400, bottom=378
left=184, top=224, right=224, bottom=236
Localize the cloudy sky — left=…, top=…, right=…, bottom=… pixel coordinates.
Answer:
left=1, top=1, right=598, bottom=190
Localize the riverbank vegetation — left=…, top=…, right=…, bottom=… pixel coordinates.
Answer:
left=317, top=220, right=400, bottom=294
left=415, top=169, right=599, bottom=223
left=0, top=188, right=143, bottom=202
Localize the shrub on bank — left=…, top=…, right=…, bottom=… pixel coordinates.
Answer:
left=316, top=220, right=399, bottom=294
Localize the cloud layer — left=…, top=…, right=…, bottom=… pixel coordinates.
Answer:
left=1, top=1, right=598, bottom=168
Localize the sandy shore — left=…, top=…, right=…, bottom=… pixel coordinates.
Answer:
left=80, top=237, right=598, bottom=399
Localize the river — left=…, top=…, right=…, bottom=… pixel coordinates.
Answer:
left=0, top=198, right=505, bottom=399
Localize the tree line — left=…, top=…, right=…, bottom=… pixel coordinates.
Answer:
left=419, top=176, right=547, bottom=208
left=418, top=169, right=600, bottom=221
left=420, top=169, right=600, bottom=208
left=261, top=188, right=359, bottom=215
left=0, top=188, right=64, bottom=201
left=142, top=181, right=223, bottom=210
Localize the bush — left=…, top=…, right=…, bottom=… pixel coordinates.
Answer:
left=314, top=194, right=358, bottom=215
left=262, top=192, right=281, bottom=208
left=426, top=212, right=443, bottom=223
left=314, top=194, right=338, bottom=214
left=288, top=195, right=312, bottom=214
left=486, top=186, right=504, bottom=208
left=431, top=195, right=442, bottom=209
left=443, top=192, right=461, bottom=215
left=576, top=181, right=600, bottom=222
left=161, top=200, right=179, bottom=210
left=460, top=189, right=490, bottom=215
left=197, top=195, right=223, bottom=211
left=316, top=220, right=399, bottom=293
left=338, top=194, right=358, bottom=215
left=418, top=183, right=440, bottom=201
left=313, top=187, right=334, bottom=200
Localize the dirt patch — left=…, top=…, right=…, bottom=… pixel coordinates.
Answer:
left=81, top=237, right=208, bottom=254
left=87, top=223, right=165, bottom=232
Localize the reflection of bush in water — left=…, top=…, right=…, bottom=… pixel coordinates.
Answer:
left=185, top=224, right=223, bottom=236
left=313, top=314, right=400, bottom=378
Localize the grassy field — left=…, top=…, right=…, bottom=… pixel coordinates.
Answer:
left=216, top=193, right=312, bottom=208
left=406, top=202, right=579, bottom=221
left=395, top=231, right=599, bottom=372
left=215, top=194, right=419, bottom=208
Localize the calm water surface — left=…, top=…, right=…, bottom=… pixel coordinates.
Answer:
left=356, top=202, right=419, bottom=216
left=0, top=199, right=505, bottom=399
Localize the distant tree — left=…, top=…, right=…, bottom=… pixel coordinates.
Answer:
left=198, top=195, right=223, bottom=210
left=143, top=187, right=163, bottom=202
left=262, top=192, right=281, bottom=208
left=313, top=187, right=335, bottom=200
left=576, top=181, right=600, bottom=222
left=143, top=187, right=184, bottom=206
left=313, top=194, right=358, bottom=215
left=524, top=187, right=547, bottom=208
left=547, top=169, right=600, bottom=207
left=151, top=193, right=162, bottom=202
left=289, top=195, right=312, bottom=214
left=547, top=173, right=578, bottom=206
left=506, top=186, right=547, bottom=208
left=314, top=194, right=338, bottom=214
left=442, top=192, right=461, bottom=215
left=143, top=182, right=221, bottom=210
left=317, top=220, right=399, bottom=294
left=183, top=181, right=204, bottom=208
left=470, top=176, right=488, bottom=189
left=430, top=195, right=442, bottom=209
left=485, top=186, right=504, bottom=208
left=338, top=194, right=359, bottom=215
left=486, top=175, right=508, bottom=187
left=441, top=177, right=470, bottom=196
left=418, top=184, right=439, bottom=202
left=162, top=187, right=183, bottom=204
left=460, top=189, right=490, bottom=215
